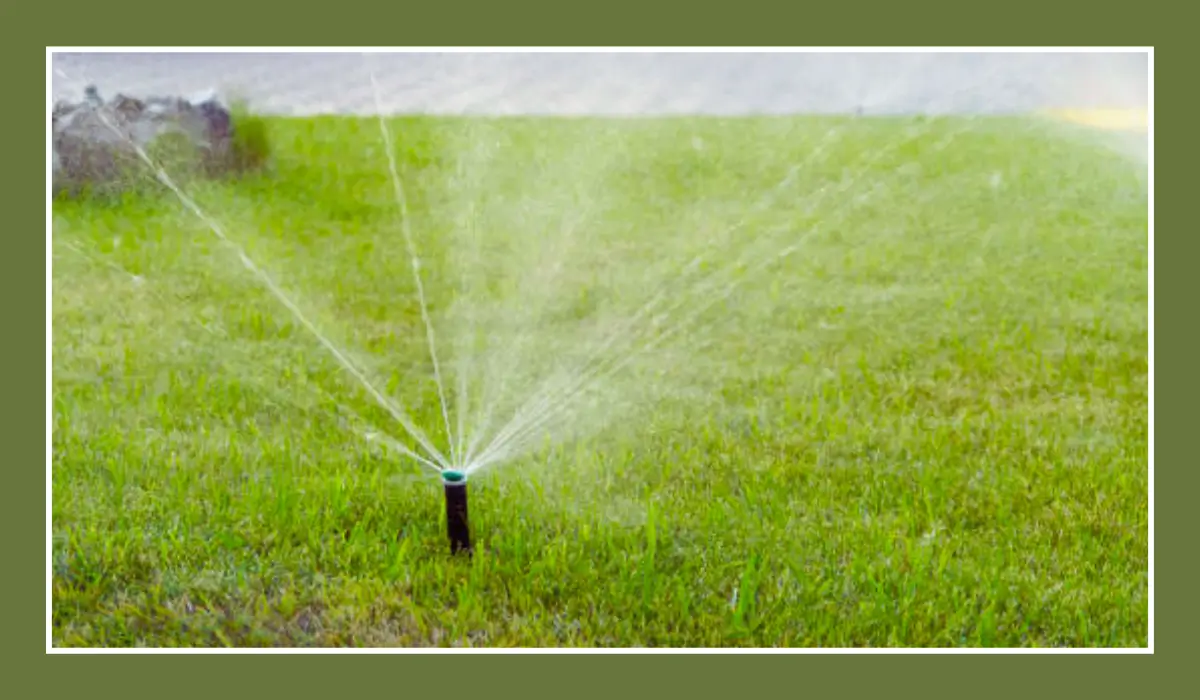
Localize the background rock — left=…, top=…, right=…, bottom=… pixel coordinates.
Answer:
left=52, top=86, right=238, bottom=196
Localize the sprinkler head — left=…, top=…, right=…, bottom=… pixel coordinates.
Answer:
left=442, top=469, right=472, bottom=556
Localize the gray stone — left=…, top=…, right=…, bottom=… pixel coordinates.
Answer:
left=52, top=85, right=239, bottom=196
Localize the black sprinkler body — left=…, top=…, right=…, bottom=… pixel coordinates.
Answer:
left=442, top=470, right=472, bottom=556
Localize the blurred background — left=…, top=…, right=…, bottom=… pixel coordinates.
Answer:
left=51, top=51, right=1149, bottom=117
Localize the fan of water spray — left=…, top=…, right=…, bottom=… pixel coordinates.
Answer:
left=54, top=57, right=971, bottom=556
left=54, top=52, right=1137, bottom=557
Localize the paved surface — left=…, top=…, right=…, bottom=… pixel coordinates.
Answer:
left=52, top=52, right=1148, bottom=117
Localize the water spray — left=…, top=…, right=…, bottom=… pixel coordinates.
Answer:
left=441, top=469, right=472, bottom=556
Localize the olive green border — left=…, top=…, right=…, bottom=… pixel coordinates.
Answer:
left=7, top=0, right=1170, bottom=692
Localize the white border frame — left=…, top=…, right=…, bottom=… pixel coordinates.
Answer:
left=46, top=46, right=1153, bottom=655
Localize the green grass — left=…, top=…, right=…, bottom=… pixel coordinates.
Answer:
left=51, top=113, right=1148, bottom=647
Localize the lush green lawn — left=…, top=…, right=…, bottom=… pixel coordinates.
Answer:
left=51, top=113, right=1148, bottom=647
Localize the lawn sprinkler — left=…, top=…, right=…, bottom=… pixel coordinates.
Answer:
left=442, top=469, right=472, bottom=556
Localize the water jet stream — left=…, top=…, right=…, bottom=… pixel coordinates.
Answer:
left=469, top=242, right=803, bottom=472
left=461, top=131, right=849, bottom=467
left=459, top=205, right=600, bottom=464
left=466, top=118, right=980, bottom=473
left=468, top=101, right=980, bottom=473
left=368, top=61, right=458, bottom=469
